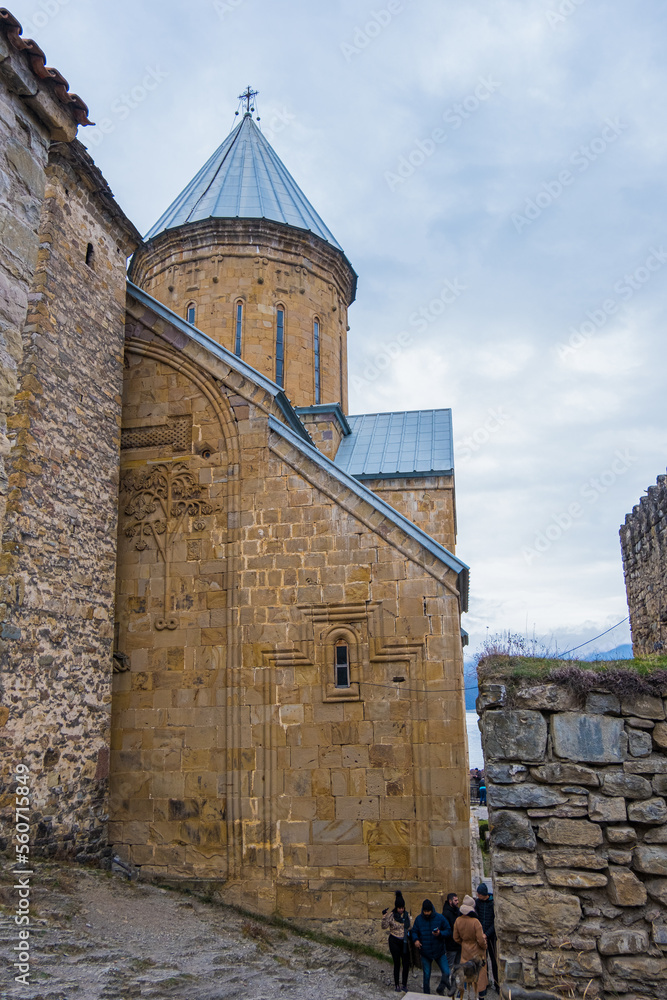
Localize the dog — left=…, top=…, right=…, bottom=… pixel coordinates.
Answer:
left=447, top=958, right=486, bottom=999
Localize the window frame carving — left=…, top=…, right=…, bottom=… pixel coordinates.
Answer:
left=321, top=624, right=361, bottom=702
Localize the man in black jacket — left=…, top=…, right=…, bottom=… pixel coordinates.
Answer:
left=441, top=893, right=462, bottom=972
left=475, top=883, right=497, bottom=994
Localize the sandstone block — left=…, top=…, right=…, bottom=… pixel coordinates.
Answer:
left=633, top=845, right=667, bottom=875
left=586, top=692, right=620, bottom=715
left=644, top=826, right=667, bottom=843
left=311, top=819, right=363, bottom=845
left=645, top=879, right=667, bottom=905
left=607, top=866, right=648, bottom=906
left=492, top=850, right=538, bottom=874
left=621, top=694, right=665, bottom=719
left=653, top=722, right=667, bottom=749
left=513, top=684, right=579, bottom=711
left=538, top=818, right=603, bottom=847
left=601, top=772, right=652, bottom=799
left=607, top=849, right=633, bottom=865
left=624, top=754, right=667, bottom=773
left=627, top=728, right=653, bottom=757
left=551, top=712, right=625, bottom=763
left=495, top=875, right=544, bottom=888
left=588, top=793, right=626, bottom=823
left=482, top=709, right=547, bottom=762
left=488, top=784, right=567, bottom=809
left=495, top=887, right=581, bottom=935
left=627, top=796, right=667, bottom=824
left=606, top=825, right=637, bottom=844
left=531, top=762, right=599, bottom=786
left=625, top=716, right=655, bottom=729
left=490, top=810, right=536, bottom=851
left=476, top=683, right=506, bottom=711
left=537, top=948, right=602, bottom=977
left=486, top=763, right=528, bottom=784
left=597, top=928, right=650, bottom=955
left=542, top=850, right=607, bottom=870
left=545, top=870, right=608, bottom=889
left=607, top=954, right=667, bottom=978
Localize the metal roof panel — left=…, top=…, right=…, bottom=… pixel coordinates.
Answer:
left=334, top=410, right=454, bottom=479
left=145, top=114, right=343, bottom=250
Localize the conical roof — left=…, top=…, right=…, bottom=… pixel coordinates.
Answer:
left=145, top=114, right=343, bottom=250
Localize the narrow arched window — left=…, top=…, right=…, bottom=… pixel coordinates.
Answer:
left=85, top=242, right=95, bottom=269
left=334, top=642, right=350, bottom=688
left=275, top=306, right=285, bottom=387
left=234, top=300, right=243, bottom=357
left=314, top=317, right=321, bottom=404
left=186, top=302, right=196, bottom=325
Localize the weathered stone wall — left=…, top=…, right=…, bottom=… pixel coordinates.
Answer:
left=0, top=141, right=139, bottom=859
left=621, top=471, right=667, bottom=657
left=0, top=16, right=79, bottom=534
left=360, top=475, right=456, bottom=553
left=128, top=218, right=356, bottom=411
left=478, top=674, right=667, bottom=999
left=111, top=291, right=471, bottom=942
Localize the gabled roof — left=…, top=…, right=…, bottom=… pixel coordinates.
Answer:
left=145, top=113, right=343, bottom=250
left=269, top=414, right=468, bottom=610
left=334, top=410, right=454, bottom=480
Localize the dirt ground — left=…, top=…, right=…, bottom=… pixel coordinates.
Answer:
left=0, top=862, right=500, bottom=999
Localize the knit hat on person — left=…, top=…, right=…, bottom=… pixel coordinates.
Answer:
left=460, top=894, right=476, bottom=915
left=394, top=891, right=406, bottom=909
left=421, top=899, right=435, bottom=912
left=476, top=883, right=489, bottom=895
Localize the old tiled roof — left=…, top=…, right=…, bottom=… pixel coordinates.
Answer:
left=334, top=409, right=454, bottom=480
left=0, top=8, right=92, bottom=125
left=145, top=113, right=343, bottom=250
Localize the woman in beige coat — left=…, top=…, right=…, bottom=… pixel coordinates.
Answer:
left=453, top=895, right=488, bottom=995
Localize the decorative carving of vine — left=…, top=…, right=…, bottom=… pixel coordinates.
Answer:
left=120, top=463, right=217, bottom=630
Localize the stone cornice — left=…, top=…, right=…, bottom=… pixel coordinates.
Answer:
left=129, top=217, right=357, bottom=307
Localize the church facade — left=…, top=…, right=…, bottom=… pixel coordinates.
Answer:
left=0, top=14, right=471, bottom=938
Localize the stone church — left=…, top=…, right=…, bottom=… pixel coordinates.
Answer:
left=0, top=12, right=471, bottom=937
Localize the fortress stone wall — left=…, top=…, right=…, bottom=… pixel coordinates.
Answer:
left=621, top=471, right=667, bottom=657
left=478, top=671, right=667, bottom=1000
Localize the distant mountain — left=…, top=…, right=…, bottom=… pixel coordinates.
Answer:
left=580, top=644, right=633, bottom=661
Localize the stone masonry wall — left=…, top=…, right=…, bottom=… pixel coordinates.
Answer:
left=478, top=675, right=667, bottom=1000
left=0, top=18, right=78, bottom=535
left=111, top=294, right=471, bottom=944
left=360, top=475, right=456, bottom=553
left=0, top=142, right=138, bottom=860
left=128, top=218, right=355, bottom=411
left=621, top=471, right=667, bottom=657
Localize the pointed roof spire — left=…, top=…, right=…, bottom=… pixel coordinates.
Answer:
left=145, top=94, right=343, bottom=250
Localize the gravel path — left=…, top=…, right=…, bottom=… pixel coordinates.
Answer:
left=0, top=863, right=501, bottom=1000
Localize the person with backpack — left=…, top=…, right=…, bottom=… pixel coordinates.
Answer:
left=382, top=891, right=412, bottom=993
left=411, top=899, right=450, bottom=995
left=441, top=892, right=462, bottom=971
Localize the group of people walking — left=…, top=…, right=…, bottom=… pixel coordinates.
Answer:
left=381, top=883, right=497, bottom=995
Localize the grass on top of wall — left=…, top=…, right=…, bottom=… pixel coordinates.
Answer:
left=477, top=653, right=667, bottom=698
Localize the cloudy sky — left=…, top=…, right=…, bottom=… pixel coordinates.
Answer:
left=17, top=0, right=667, bottom=658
